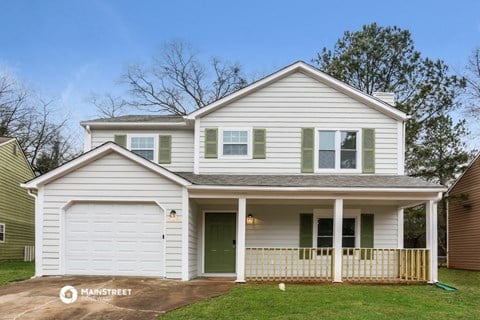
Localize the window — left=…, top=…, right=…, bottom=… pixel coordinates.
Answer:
left=318, top=131, right=335, bottom=169
left=318, top=130, right=359, bottom=171
left=221, top=129, right=250, bottom=157
left=340, top=132, right=357, bottom=169
left=0, top=224, right=4, bottom=242
left=129, top=136, right=155, bottom=161
left=316, top=218, right=356, bottom=248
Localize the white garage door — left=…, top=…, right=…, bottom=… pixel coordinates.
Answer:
left=65, top=202, right=164, bottom=277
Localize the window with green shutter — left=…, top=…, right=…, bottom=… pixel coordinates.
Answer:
left=299, top=213, right=313, bottom=259
left=252, top=129, right=266, bottom=159
left=114, top=134, right=127, bottom=147
left=301, top=128, right=314, bottom=173
left=362, top=128, right=375, bottom=173
left=205, top=128, right=218, bottom=158
left=360, top=214, right=374, bottom=260
left=158, top=135, right=172, bottom=164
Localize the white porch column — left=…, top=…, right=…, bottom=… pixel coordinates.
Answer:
left=181, top=188, right=189, bottom=281
left=397, top=208, right=404, bottom=249
left=333, top=198, right=343, bottom=282
left=236, top=197, right=246, bottom=283
left=425, top=200, right=438, bottom=283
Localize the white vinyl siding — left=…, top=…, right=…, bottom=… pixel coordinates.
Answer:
left=90, top=130, right=194, bottom=172
left=40, top=152, right=184, bottom=279
left=200, top=71, right=399, bottom=174
left=245, top=205, right=398, bottom=249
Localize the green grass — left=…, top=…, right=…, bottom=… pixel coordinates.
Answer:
left=162, top=268, right=480, bottom=319
left=0, top=262, right=35, bottom=286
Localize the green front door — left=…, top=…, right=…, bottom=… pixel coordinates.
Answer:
left=204, top=212, right=236, bottom=273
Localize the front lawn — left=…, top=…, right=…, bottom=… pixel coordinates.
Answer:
left=0, top=262, right=35, bottom=286
left=162, top=268, right=480, bottom=319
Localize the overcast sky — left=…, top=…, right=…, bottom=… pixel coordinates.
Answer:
left=1, top=0, right=479, bottom=141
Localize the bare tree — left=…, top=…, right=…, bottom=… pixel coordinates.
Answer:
left=89, top=93, right=128, bottom=118
left=465, top=47, right=480, bottom=118
left=123, top=40, right=247, bottom=115
left=0, top=71, right=78, bottom=175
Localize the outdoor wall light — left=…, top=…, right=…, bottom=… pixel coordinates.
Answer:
left=247, top=214, right=254, bottom=225
left=169, top=210, right=177, bottom=220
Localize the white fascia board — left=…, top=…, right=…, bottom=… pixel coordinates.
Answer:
left=0, top=138, right=15, bottom=147
left=21, top=142, right=191, bottom=189
left=186, top=185, right=447, bottom=193
left=186, top=61, right=408, bottom=121
left=80, top=121, right=193, bottom=130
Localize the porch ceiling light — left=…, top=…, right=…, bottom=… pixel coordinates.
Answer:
left=169, top=210, right=177, bottom=220
left=247, top=214, right=254, bottom=225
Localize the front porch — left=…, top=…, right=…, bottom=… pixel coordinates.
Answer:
left=186, top=188, right=441, bottom=284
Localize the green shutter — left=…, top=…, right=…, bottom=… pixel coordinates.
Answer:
left=204, top=128, right=218, bottom=158
left=252, top=128, right=266, bottom=159
left=360, top=214, right=374, bottom=260
left=114, top=134, right=127, bottom=147
left=301, top=128, right=314, bottom=173
left=362, top=128, right=375, bottom=173
left=158, top=135, right=172, bottom=164
left=299, top=213, right=313, bottom=259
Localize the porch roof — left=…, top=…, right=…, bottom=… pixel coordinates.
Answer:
left=177, top=173, right=444, bottom=190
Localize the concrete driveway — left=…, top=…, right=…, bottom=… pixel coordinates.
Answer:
left=0, top=276, right=234, bottom=320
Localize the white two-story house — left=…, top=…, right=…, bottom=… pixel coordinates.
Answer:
left=23, top=62, right=444, bottom=283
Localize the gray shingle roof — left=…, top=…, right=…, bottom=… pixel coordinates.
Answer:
left=176, top=173, right=444, bottom=189
left=83, top=115, right=185, bottom=123
left=0, top=137, right=14, bottom=144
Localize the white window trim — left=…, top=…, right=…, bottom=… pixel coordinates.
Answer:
left=218, top=127, right=252, bottom=159
left=0, top=223, right=5, bottom=243
left=312, top=209, right=361, bottom=248
left=127, top=134, right=158, bottom=163
left=315, top=128, right=362, bottom=174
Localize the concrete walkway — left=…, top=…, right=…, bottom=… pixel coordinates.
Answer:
left=0, top=276, right=234, bottom=320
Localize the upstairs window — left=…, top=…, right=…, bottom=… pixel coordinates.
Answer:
left=318, top=130, right=359, bottom=171
left=221, top=129, right=250, bottom=157
left=129, top=136, right=155, bottom=161
left=340, top=131, right=357, bottom=169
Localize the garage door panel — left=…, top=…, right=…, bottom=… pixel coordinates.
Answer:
left=65, top=202, right=164, bottom=277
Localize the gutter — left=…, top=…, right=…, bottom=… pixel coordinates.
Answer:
left=80, top=121, right=194, bottom=129
left=186, top=185, right=447, bottom=193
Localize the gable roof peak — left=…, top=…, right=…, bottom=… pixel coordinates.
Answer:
left=186, top=61, right=408, bottom=121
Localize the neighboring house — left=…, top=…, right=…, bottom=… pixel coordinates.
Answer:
left=22, top=62, right=444, bottom=283
left=0, top=137, right=35, bottom=261
left=447, top=153, right=480, bottom=270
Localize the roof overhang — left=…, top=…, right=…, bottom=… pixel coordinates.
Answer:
left=80, top=119, right=194, bottom=130
left=0, top=137, right=15, bottom=147
left=446, top=152, right=480, bottom=195
left=187, top=185, right=444, bottom=207
left=186, top=61, right=409, bottom=121
left=21, top=142, right=191, bottom=189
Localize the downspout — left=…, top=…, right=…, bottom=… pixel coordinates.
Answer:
left=26, top=188, right=39, bottom=278
left=445, top=191, right=449, bottom=268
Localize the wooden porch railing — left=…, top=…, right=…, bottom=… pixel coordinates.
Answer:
left=342, top=248, right=430, bottom=282
left=245, top=247, right=430, bottom=283
left=245, top=247, right=333, bottom=282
